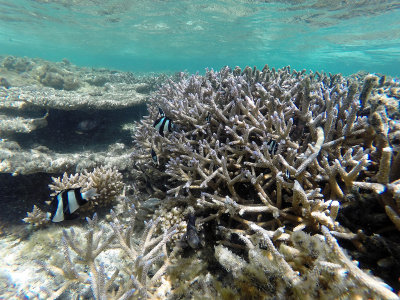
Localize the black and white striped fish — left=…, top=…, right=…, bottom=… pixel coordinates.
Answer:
left=50, top=188, right=98, bottom=222
left=151, top=147, right=158, bottom=164
left=153, top=107, right=175, bottom=137
left=184, top=214, right=200, bottom=249
left=284, top=169, right=290, bottom=179
left=266, top=139, right=278, bottom=155
left=205, top=112, right=211, bottom=123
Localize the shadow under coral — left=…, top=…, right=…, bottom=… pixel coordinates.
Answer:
left=337, top=190, right=400, bottom=294
left=0, top=173, right=52, bottom=230
left=11, top=104, right=147, bottom=153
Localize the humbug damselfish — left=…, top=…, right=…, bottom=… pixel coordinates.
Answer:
left=153, top=107, right=175, bottom=137
left=49, top=188, right=98, bottom=222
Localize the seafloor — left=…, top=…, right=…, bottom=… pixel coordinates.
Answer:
left=1, top=55, right=400, bottom=299
left=0, top=55, right=169, bottom=298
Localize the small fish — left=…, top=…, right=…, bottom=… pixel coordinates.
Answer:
left=185, top=214, right=201, bottom=249
left=0, top=77, right=11, bottom=89
left=153, top=107, right=174, bottom=137
left=50, top=188, right=98, bottom=222
left=205, top=112, right=211, bottom=123
left=76, top=119, right=99, bottom=135
left=151, top=147, right=158, bottom=164
left=266, top=139, right=278, bottom=155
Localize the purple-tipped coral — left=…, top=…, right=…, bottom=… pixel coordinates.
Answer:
left=133, top=65, right=373, bottom=226
left=130, top=65, right=400, bottom=298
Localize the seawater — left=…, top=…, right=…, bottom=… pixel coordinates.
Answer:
left=0, top=0, right=399, bottom=75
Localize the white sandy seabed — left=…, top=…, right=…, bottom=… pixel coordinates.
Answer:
left=0, top=225, right=65, bottom=299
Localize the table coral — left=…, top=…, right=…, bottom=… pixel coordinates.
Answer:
left=0, top=55, right=171, bottom=175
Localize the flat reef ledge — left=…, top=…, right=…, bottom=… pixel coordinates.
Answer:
left=0, top=55, right=173, bottom=175
left=1, top=83, right=147, bottom=111
left=0, top=140, right=131, bottom=175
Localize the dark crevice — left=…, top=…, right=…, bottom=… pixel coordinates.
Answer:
left=11, top=103, right=148, bottom=152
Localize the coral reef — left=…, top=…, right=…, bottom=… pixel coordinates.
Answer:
left=4, top=64, right=400, bottom=299
left=0, top=225, right=65, bottom=299
left=0, top=140, right=134, bottom=175
left=0, top=55, right=172, bottom=175
left=1, top=56, right=34, bottom=73
left=35, top=63, right=81, bottom=91
left=129, top=65, right=400, bottom=297
left=216, top=222, right=396, bottom=299
left=2, top=83, right=146, bottom=111
left=154, top=205, right=195, bottom=245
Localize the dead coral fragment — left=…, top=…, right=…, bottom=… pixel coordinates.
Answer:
left=321, top=226, right=398, bottom=300
left=385, top=205, right=400, bottom=231
left=360, top=74, right=379, bottom=108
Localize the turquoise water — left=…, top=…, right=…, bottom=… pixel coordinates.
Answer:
left=1, top=0, right=400, bottom=75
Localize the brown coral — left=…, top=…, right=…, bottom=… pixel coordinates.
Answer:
left=24, top=167, right=123, bottom=226
left=130, top=65, right=400, bottom=296
left=22, top=205, right=50, bottom=227
left=49, top=166, right=123, bottom=211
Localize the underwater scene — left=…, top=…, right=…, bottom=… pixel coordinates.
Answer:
left=1, top=0, right=400, bottom=299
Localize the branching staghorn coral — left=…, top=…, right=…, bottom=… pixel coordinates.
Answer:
left=215, top=222, right=398, bottom=299
left=131, top=65, right=400, bottom=296
left=133, top=65, right=371, bottom=228
left=39, top=214, right=118, bottom=299
left=48, top=166, right=123, bottom=210
left=39, top=203, right=177, bottom=299
left=23, top=167, right=123, bottom=226
left=109, top=211, right=177, bottom=298
left=22, top=205, right=50, bottom=227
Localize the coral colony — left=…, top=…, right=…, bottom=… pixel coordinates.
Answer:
left=19, top=64, right=400, bottom=298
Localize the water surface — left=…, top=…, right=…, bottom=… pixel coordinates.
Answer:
left=1, top=1, right=399, bottom=75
